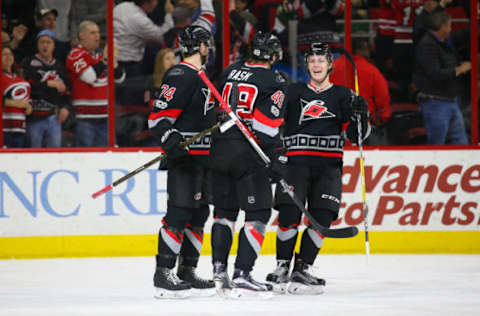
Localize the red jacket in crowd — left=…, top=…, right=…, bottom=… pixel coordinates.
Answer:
left=330, top=55, right=391, bottom=125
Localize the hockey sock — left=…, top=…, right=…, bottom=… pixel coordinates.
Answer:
left=179, top=205, right=210, bottom=267
left=235, top=220, right=267, bottom=272
left=277, top=204, right=302, bottom=261
left=276, top=225, right=299, bottom=261
left=211, top=210, right=236, bottom=265
left=235, top=209, right=270, bottom=272
left=298, top=227, right=325, bottom=265
left=157, top=219, right=184, bottom=269
left=299, top=209, right=335, bottom=264
left=179, top=225, right=204, bottom=267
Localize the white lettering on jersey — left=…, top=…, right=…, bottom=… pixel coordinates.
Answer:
left=73, top=58, right=88, bottom=73
left=228, top=69, right=253, bottom=82
left=299, top=98, right=335, bottom=124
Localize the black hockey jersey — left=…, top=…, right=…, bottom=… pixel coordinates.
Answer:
left=148, top=61, right=216, bottom=164
left=215, top=61, right=287, bottom=149
left=283, top=82, right=368, bottom=166
left=21, top=55, right=70, bottom=119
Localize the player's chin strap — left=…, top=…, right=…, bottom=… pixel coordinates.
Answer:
left=198, top=70, right=358, bottom=239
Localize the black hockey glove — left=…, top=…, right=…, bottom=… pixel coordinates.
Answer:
left=160, top=129, right=189, bottom=160
left=351, top=95, right=369, bottom=121
left=267, top=151, right=288, bottom=183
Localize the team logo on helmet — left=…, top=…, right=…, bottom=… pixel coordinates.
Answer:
left=299, top=98, right=335, bottom=124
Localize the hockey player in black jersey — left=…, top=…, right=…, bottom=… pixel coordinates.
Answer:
left=209, top=31, right=287, bottom=296
left=266, top=42, right=370, bottom=294
left=148, top=25, right=216, bottom=299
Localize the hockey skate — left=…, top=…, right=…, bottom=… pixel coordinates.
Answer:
left=287, top=256, right=326, bottom=295
left=177, top=264, right=216, bottom=297
left=153, top=267, right=192, bottom=299
left=265, top=260, right=290, bottom=293
left=212, top=262, right=235, bottom=299
left=231, top=269, right=274, bottom=299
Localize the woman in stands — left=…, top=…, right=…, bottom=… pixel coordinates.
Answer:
left=1, top=46, right=32, bottom=148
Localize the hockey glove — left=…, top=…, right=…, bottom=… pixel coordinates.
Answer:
left=267, top=151, right=288, bottom=183
left=351, top=95, right=369, bottom=121
left=160, top=129, right=189, bottom=160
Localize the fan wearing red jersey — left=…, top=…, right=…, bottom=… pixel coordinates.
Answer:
left=1, top=47, right=32, bottom=148
left=66, top=21, right=125, bottom=147
left=266, top=42, right=370, bottom=295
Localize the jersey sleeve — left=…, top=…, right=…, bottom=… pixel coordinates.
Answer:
left=147, top=68, right=196, bottom=141
left=251, top=74, right=287, bottom=140
left=192, top=0, right=216, bottom=35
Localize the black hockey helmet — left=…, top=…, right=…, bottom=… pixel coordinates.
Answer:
left=249, top=31, right=283, bottom=62
left=305, top=42, right=333, bottom=65
left=179, top=25, right=211, bottom=56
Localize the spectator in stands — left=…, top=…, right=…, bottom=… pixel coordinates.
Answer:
left=113, top=0, right=174, bottom=106
left=66, top=21, right=126, bottom=147
left=72, top=0, right=108, bottom=40
left=413, top=0, right=452, bottom=48
left=270, top=0, right=344, bottom=40
left=11, top=8, right=58, bottom=63
left=1, top=46, right=32, bottom=148
left=389, top=0, right=424, bottom=101
left=5, top=24, right=29, bottom=56
left=229, top=0, right=257, bottom=63
left=163, top=0, right=216, bottom=71
left=414, top=10, right=471, bottom=145
left=330, top=39, right=391, bottom=145
left=152, top=48, right=176, bottom=88
left=36, top=1, right=75, bottom=63
left=21, top=29, right=71, bottom=148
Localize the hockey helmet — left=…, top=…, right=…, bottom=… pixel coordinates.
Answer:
left=305, top=42, right=333, bottom=65
left=249, top=31, right=283, bottom=62
left=179, top=25, right=211, bottom=56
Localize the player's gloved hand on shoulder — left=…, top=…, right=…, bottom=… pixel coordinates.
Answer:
left=161, top=129, right=189, bottom=160
left=351, top=95, right=369, bottom=121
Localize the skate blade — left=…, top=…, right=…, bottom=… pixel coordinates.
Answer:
left=215, top=286, right=274, bottom=300
left=268, top=282, right=288, bottom=294
left=287, top=282, right=324, bottom=295
left=191, top=287, right=217, bottom=297
left=153, top=287, right=192, bottom=299
left=230, top=288, right=275, bottom=300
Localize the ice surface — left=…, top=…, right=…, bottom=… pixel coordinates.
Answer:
left=1, top=255, right=479, bottom=316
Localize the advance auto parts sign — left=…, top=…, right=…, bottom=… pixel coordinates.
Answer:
left=335, top=150, right=480, bottom=231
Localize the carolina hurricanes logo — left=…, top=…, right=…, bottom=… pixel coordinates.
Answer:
left=299, top=98, right=335, bottom=124
left=201, top=88, right=215, bottom=115
left=39, top=70, right=59, bottom=82
left=5, top=82, right=30, bottom=100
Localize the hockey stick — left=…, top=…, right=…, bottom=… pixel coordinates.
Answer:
left=198, top=70, right=358, bottom=239
left=332, top=46, right=370, bottom=260
left=91, top=122, right=221, bottom=199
